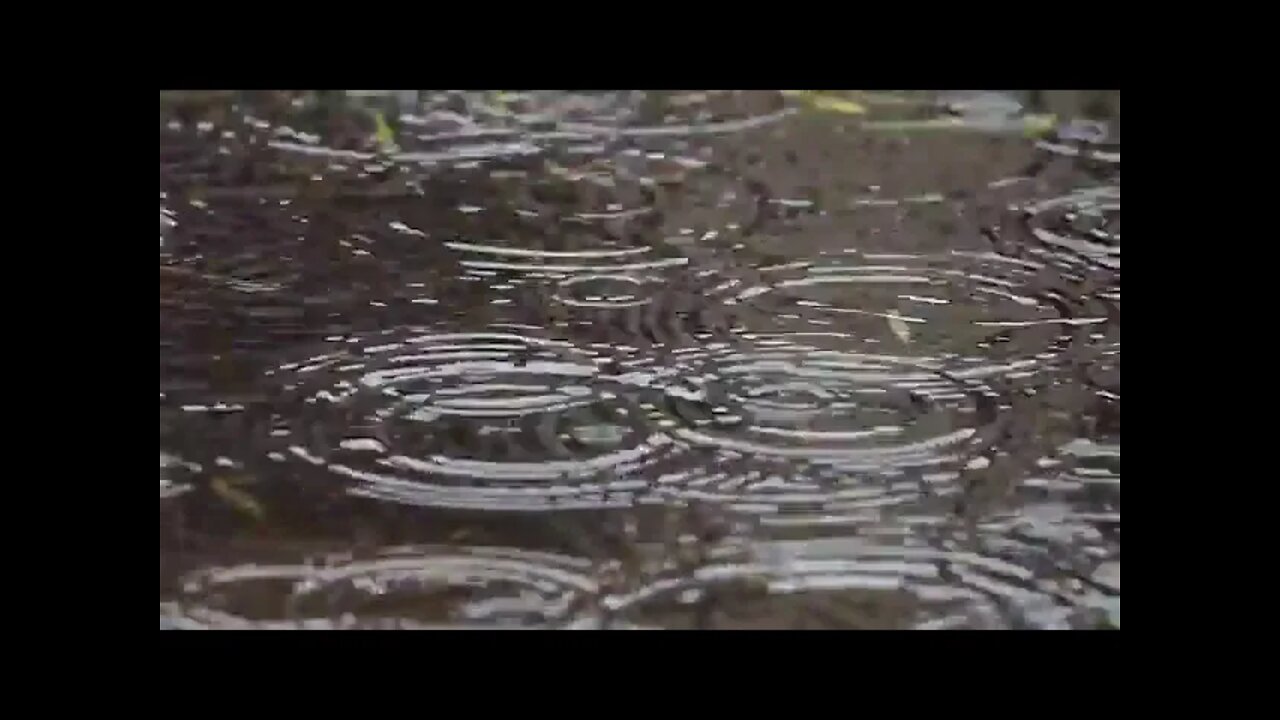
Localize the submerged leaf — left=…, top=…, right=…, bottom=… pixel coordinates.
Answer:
left=887, top=313, right=913, bottom=344
left=211, top=476, right=265, bottom=522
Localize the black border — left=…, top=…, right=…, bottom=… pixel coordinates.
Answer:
left=158, top=14, right=1119, bottom=91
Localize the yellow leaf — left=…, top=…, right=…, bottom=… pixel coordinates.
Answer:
left=783, top=91, right=868, bottom=115
left=1022, top=113, right=1058, bottom=138
left=211, top=476, right=265, bottom=522
left=810, top=95, right=868, bottom=115
left=373, top=111, right=397, bottom=152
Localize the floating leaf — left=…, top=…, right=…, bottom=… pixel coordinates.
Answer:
left=372, top=111, right=397, bottom=153
left=811, top=95, right=868, bottom=115
left=211, top=476, right=265, bottom=522
left=887, top=312, right=913, bottom=344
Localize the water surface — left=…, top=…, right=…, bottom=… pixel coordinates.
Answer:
left=160, top=90, right=1120, bottom=629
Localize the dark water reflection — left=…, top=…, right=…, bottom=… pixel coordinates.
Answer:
left=160, top=90, right=1119, bottom=630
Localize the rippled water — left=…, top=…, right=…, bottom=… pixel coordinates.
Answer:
left=160, top=90, right=1120, bottom=630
